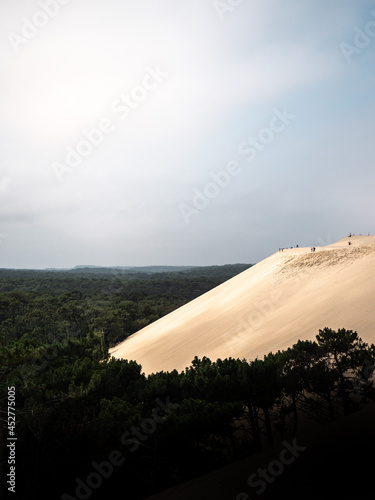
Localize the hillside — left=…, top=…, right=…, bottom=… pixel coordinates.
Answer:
left=110, top=235, right=375, bottom=374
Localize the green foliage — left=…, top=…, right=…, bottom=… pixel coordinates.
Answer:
left=1, top=264, right=374, bottom=499
left=281, top=329, right=375, bottom=424
left=0, top=264, right=252, bottom=347
left=96, top=397, right=142, bottom=438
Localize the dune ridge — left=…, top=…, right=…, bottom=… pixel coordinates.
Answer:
left=110, top=235, right=375, bottom=374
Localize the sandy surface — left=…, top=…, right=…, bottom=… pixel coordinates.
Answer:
left=110, top=235, right=375, bottom=375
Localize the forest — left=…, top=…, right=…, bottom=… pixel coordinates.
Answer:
left=0, top=264, right=251, bottom=347
left=1, top=266, right=375, bottom=499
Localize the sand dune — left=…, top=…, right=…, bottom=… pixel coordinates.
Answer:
left=110, top=235, right=375, bottom=374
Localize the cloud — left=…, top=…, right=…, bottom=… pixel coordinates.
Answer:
left=0, top=177, right=12, bottom=195
left=0, top=0, right=374, bottom=267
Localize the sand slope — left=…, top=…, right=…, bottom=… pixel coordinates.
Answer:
left=110, top=235, right=375, bottom=374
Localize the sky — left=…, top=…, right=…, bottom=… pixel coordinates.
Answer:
left=0, top=0, right=375, bottom=268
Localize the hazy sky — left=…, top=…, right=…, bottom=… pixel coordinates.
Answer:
left=1, top=0, right=374, bottom=268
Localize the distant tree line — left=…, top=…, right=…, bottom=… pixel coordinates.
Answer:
left=0, top=264, right=251, bottom=293
left=0, top=264, right=251, bottom=347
